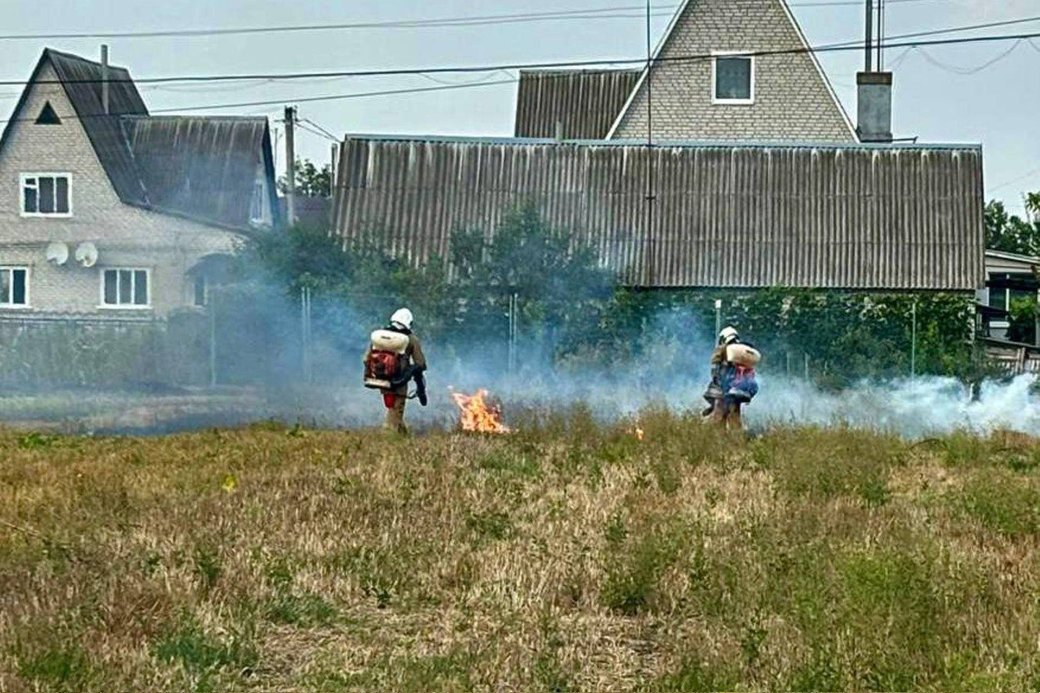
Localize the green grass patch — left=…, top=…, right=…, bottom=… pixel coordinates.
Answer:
left=956, top=471, right=1040, bottom=538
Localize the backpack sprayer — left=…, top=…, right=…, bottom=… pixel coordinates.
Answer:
left=702, top=343, right=762, bottom=414
left=364, top=329, right=427, bottom=407
left=724, top=343, right=761, bottom=403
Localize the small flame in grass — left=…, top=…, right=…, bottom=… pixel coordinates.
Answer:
left=632, top=426, right=645, bottom=441
left=450, top=388, right=511, bottom=434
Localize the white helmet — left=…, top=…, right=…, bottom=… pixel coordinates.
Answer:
left=389, top=308, right=414, bottom=331
left=718, top=326, right=739, bottom=345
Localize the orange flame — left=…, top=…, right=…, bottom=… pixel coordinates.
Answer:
left=450, top=389, right=511, bottom=434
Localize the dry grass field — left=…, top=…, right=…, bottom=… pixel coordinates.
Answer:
left=1, top=410, right=1039, bottom=692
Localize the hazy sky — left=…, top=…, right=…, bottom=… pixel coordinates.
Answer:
left=0, top=0, right=1037, bottom=212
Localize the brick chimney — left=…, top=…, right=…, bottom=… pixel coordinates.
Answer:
left=857, top=71, right=892, bottom=143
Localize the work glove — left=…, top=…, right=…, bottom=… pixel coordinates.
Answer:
left=414, top=372, right=428, bottom=407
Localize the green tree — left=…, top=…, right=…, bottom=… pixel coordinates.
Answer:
left=277, top=159, right=332, bottom=198
left=450, top=201, right=613, bottom=354
left=984, top=195, right=1040, bottom=255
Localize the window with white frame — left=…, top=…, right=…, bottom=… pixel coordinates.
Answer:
left=249, top=180, right=266, bottom=224
left=21, top=174, right=71, bottom=216
left=101, top=268, right=150, bottom=308
left=0, top=267, right=28, bottom=307
left=712, top=54, right=754, bottom=104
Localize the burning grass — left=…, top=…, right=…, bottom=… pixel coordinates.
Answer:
left=1, top=413, right=1040, bottom=691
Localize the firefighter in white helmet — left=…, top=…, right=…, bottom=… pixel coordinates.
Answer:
left=703, top=326, right=740, bottom=414
left=362, top=308, right=427, bottom=434
left=703, top=326, right=759, bottom=429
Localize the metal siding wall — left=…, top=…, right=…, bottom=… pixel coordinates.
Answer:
left=332, top=138, right=985, bottom=290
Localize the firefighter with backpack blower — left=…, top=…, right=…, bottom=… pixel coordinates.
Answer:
left=363, top=308, right=427, bottom=434
left=702, top=326, right=760, bottom=430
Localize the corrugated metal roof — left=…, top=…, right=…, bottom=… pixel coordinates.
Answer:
left=47, top=49, right=151, bottom=205
left=333, top=136, right=985, bottom=290
left=514, top=70, right=640, bottom=139
left=122, top=116, right=276, bottom=230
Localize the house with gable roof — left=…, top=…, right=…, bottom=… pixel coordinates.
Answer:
left=0, top=48, right=278, bottom=320
left=514, top=0, right=855, bottom=142
left=332, top=0, right=984, bottom=293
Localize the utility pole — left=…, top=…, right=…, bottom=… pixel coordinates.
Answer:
left=864, top=0, right=873, bottom=72
left=330, top=143, right=339, bottom=194
left=284, top=106, right=297, bottom=225
left=643, top=0, right=656, bottom=286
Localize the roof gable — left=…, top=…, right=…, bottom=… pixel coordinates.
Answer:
left=0, top=49, right=278, bottom=232
left=606, top=0, right=855, bottom=141
left=46, top=49, right=151, bottom=204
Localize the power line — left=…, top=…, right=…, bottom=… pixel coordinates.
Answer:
left=2, top=28, right=1039, bottom=125
left=990, top=167, right=1040, bottom=193
left=915, top=40, right=1025, bottom=74
left=299, top=118, right=339, bottom=142
left=0, top=6, right=679, bottom=40
left=4, top=14, right=1039, bottom=88
left=149, top=79, right=521, bottom=115
left=0, top=0, right=947, bottom=41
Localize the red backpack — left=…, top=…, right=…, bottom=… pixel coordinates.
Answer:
left=366, top=350, right=401, bottom=380
left=364, top=328, right=411, bottom=390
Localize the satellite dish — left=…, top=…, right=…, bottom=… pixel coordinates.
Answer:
left=45, top=241, right=69, bottom=266
left=75, top=242, right=98, bottom=268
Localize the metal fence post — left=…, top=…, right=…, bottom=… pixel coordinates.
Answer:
left=911, top=300, right=917, bottom=380
left=300, top=286, right=313, bottom=384
left=209, top=289, right=217, bottom=388
left=507, top=293, right=518, bottom=375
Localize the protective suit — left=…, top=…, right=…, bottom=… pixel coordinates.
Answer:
left=363, top=308, right=427, bottom=434
left=703, top=326, right=759, bottom=430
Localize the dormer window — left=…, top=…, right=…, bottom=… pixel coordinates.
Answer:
left=21, top=174, right=71, bottom=217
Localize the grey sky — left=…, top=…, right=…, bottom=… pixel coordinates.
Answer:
left=1, top=0, right=1037, bottom=212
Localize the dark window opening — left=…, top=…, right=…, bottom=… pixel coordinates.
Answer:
left=22, top=174, right=70, bottom=215
left=35, top=102, right=61, bottom=125
left=102, top=268, right=149, bottom=307
left=0, top=268, right=28, bottom=306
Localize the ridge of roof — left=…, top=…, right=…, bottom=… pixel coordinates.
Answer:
left=122, top=114, right=269, bottom=122
left=343, top=132, right=982, bottom=151
left=518, top=67, right=641, bottom=75
left=43, top=47, right=132, bottom=74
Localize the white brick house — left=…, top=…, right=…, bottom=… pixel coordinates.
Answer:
left=514, top=0, right=855, bottom=142
left=0, top=49, right=279, bottom=320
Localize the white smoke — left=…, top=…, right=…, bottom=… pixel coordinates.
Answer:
left=479, top=373, right=1040, bottom=439
left=749, top=374, right=1040, bottom=438
left=418, top=340, right=1040, bottom=440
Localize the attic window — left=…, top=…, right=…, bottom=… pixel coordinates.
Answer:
left=35, top=102, right=61, bottom=125
left=712, top=53, right=755, bottom=105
